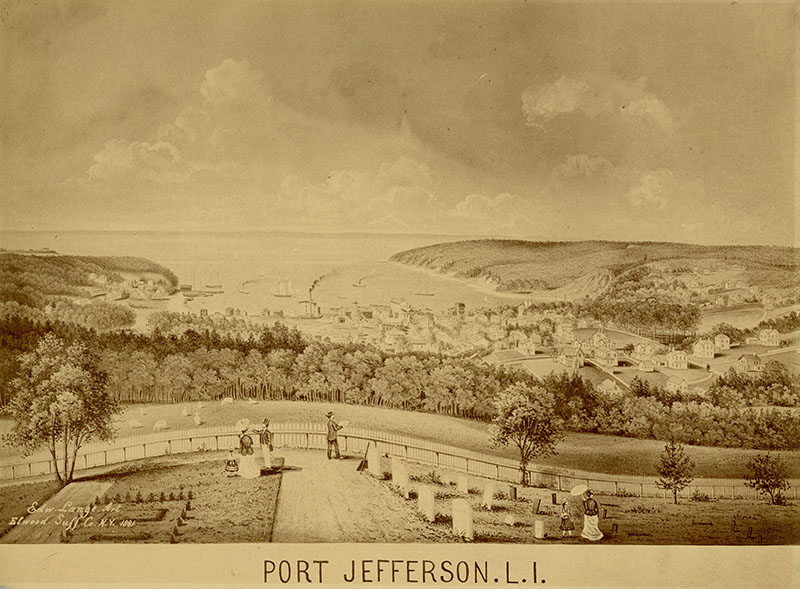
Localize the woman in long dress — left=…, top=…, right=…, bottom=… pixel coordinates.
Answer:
left=581, top=490, right=603, bottom=541
left=238, top=429, right=260, bottom=479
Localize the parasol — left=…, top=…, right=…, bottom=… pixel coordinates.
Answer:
left=235, top=418, right=250, bottom=430
left=570, top=484, right=588, bottom=496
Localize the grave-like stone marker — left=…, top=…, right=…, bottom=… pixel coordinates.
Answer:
left=508, top=486, right=518, bottom=501
left=481, top=481, right=495, bottom=510
left=153, top=420, right=167, bottom=431
left=533, top=519, right=545, bottom=539
left=128, top=420, right=142, bottom=429
left=551, top=492, right=558, bottom=505
left=366, top=443, right=382, bottom=478
left=418, top=486, right=435, bottom=522
left=611, top=523, right=618, bottom=536
left=457, top=475, right=469, bottom=494
left=533, top=498, right=542, bottom=515
left=181, top=406, right=189, bottom=417
left=452, top=498, right=474, bottom=540
left=193, top=413, right=202, bottom=426
left=503, top=515, right=516, bottom=526
left=391, top=457, right=409, bottom=499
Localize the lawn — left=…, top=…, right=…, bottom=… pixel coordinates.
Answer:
left=0, top=479, right=62, bottom=539
left=81, top=453, right=279, bottom=543
left=395, top=461, right=800, bottom=545
left=3, top=400, right=797, bottom=480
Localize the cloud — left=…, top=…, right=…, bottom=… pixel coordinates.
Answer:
left=86, top=139, right=185, bottom=183
left=200, top=59, right=265, bottom=105
left=549, top=154, right=616, bottom=187
left=521, top=74, right=675, bottom=129
left=626, top=170, right=673, bottom=209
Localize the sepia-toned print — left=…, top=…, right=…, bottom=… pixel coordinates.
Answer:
left=0, top=0, right=797, bottom=582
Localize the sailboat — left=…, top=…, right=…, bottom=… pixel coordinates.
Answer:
left=238, top=281, right=250, bottom=295
left=271, top=278, right=294, bottom=298
left=352, top=278, right=367, bottom=288
left=205, top=266, right=223, bottom=291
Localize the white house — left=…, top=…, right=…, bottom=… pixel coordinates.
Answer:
left=666, top=349, right=688, bottom=370
left=692, top=338, right=715, bottom=359
left=759, top=329, right=780, bottom=347
left=714, top=333, right=731, bottom=351
left=558, top=346, right=584, bottom=369
left=595, top=346, right=619, bottom=368
left=738, top=354, right=763, bottom=372
left=666, top=376, right=688, bottom=396
left=596, top=379, right=623, bottom=397
left=592, top=330, right=612, bottom=348
left=638, top=358, right=655, bottom=372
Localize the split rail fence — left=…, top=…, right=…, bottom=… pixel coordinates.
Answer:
left=1, top=423, right=797, bottom=500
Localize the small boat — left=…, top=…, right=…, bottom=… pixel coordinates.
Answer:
left=271, top=278, right=294, bottom=298
left=414, top=280, right=435, bottom=296
left=257, top=268, right=266, bottom=277
left=238, top=281, right=250, bottom=295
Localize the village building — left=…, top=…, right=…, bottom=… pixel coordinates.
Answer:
left=714, top=333, right=731, bottom=350
left=666, top=349, right=688, bottom=370
left=595, top=346, right=619, bottom=368
left=638, top=358, right=655, bottom=372
left=692, top=338, right=715, bottom=359
left=666, top=376, right=689, bottom=396
left=592, top=330, right=612, bottom=349
left=518, top=338, right=537, bottom=356
left=738, top=354, right=763, bottom=372
left=596, top=378, right=623, bottom=397
left=759, top=328, right=780, bottom=347
left=558, top=345, right=584, bottom=369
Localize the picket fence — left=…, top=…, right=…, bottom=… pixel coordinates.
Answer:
left=1, top=423, right=797, bottom=500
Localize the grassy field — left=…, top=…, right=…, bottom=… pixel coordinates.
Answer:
left=0, top=479, right=62, bottom=539
left=3, top=400, right=797, bottom=479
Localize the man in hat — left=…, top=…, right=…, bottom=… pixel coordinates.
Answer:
left=259, top=418, right=273, bottom=468
left=581, top=490, right=603, bottom=541
left=326, top=411, right=343, bottom=460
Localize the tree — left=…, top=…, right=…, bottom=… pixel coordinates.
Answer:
left=744, top=453, right=790, bottom=504
left=489, top=383, right=563, bottom=486
left=655, top=440, right=695, bottom=504
left=4, top=334, right=118, bottom=485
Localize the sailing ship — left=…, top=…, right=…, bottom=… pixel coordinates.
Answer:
left=205, top=266, right=223, bottom=290
left=271, top=278, right=294, bottom=298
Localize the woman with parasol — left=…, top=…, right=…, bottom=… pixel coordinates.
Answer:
left=571, top=485, right=603, bottom=541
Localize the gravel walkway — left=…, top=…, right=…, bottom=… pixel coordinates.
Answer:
left=272, top=448, right=450, bottom=543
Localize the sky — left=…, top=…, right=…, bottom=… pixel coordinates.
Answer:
left=0, top=0, right=796, bottom=246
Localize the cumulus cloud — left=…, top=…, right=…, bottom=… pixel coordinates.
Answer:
left=87, top=139, right=185, bottom=183
left=549, top=154, right=616, bottom=187
left=521, top=74, right=675, bottom=129
left=626, top=170, right=673, bottom=209
left=200, top=59, right=264, bottom=105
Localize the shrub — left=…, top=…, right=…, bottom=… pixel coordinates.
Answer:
left=169, top=492, right=175, bottom=501
left=160, top=492, right=166, bottom=502
left=691, top=489, right=712, bottom=502
left=382, top=471, right=392, bottom=481
left=410, top=469, right=443, bottom=485
left=124, top=492, right=131, bottom=502
left=135, top=491, right=143, bottom=503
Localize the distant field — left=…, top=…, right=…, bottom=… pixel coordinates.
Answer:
left=4, top=400, right=795, bottom=479
left=573, top=328, right=656, bottom=347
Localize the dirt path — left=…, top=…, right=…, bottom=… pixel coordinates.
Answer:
left=272, top=448, right=449, bottom=543
left=2, top=480, right=113, bottom=544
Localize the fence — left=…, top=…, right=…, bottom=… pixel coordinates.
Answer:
left=1, top=423, right=797, bottom=500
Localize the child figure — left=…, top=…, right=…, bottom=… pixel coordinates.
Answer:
left=560, top=499, right=575, bottom=538
left=224, top=449, right=239, bottom=477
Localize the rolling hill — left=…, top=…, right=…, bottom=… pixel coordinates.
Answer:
left=390, top=240, right=799, bottom=299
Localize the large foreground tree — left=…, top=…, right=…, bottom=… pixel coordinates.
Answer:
left=489, top=383, right=564, bottom=485
left=4, top=334, right=118, bottom=485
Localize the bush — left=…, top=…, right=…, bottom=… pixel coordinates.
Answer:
left=382, top=471, right=392, bottom=481
left=410, top=469, right=442, bottom=485
left=135, top=491, right=143, bottom=503
left=691, top=489, right=712, bottom=502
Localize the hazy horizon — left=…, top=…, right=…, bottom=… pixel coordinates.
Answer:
left=1, top=1, right=796, bottom=247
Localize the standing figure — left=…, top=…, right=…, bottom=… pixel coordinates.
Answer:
left=260, top=418, right=273, bottom=468
left=238, top=428, right=260, bottom=479
left=224, top=449, right=239, bottom=477
left=560, top=499, right=575, bottom=538
left=326, top=411, right=343, bottom=460
left=581, top=490, right=603, bottom=541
